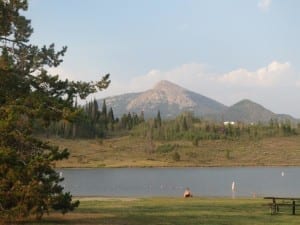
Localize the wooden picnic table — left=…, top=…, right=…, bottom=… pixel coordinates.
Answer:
left=264, top=196, right=300, bottom=215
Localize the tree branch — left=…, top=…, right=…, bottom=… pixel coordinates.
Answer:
left=0, top=37, right=28, bottom=47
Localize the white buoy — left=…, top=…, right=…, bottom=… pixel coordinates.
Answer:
left=59, top=171, right=63, bottom=178
left=281, top=171, right=285, bottom=177
left=232, top=181, right=235, bottom=192
left=231, top=181, right=236, bottom=199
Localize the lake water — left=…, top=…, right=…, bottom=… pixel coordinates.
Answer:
left=59, top=167, right=300, bottom=197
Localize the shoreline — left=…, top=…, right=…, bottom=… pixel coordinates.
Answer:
left=73, top=196, right=258, bottom=201
left=74, top=196, right=140, bottom=201
left=56, top=164, right=300, bottom=169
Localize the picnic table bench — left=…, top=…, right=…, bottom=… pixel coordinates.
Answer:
left=264, top=196, right=300, bottom=215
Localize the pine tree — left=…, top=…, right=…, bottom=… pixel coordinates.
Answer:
left=101, top=99, right=107, bottom=117
left=101, top=99, right=108, bottom=130
left=92, top=99, right=99, bottom=122
left=0, top=0, right=110, bottom=221
left=107, top=107, right=114, bottom=131
left=108, top=107, right=114, bottom=123
left=139, top=110, right=145, bottom=122
left=155, top=110, right=162, bottom=128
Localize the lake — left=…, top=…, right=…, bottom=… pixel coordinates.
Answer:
left=59, top=167, right=300, bottom=197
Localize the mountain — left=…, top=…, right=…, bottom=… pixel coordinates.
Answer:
left=101, top=80, right=227, bottom=119
left=104, top=92, right=140, bottom=116
left=222, top=99, right=299, bottom=124
left=223, top=99, right=277, bottom=123
left=98, top=80, right=298, bottom=123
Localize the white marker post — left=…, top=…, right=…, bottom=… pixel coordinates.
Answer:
left=231, top=181, right=236, bottom=199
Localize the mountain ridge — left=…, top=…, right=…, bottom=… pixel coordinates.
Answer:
left=98, top=80, right=299, bottom=123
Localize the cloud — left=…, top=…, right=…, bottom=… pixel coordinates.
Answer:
left=258, top=0, right=272, bottom=11
left=216, top=61, right=291, bottom=87
left=124, top=61, right=293, bottom=94
left=97, top=61, right=295, bottom=99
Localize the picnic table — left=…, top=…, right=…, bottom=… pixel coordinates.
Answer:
left=264, top=196, right=300, bottom=215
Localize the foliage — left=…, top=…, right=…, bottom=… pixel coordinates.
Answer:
left=47, top=99, right=113, bottom=138
left=172, top=152, right=180, bottom=161
left=130, top=112, right=299, bottom=143
left=154, top=110, right=162, bottom=128
left=0, top=0, right=109, bottom=221
left=45, top=101, right=147, bottom=139
left=156, top=144, right=177, bottom=153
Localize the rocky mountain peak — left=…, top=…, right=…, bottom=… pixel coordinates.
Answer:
left=126, top=80, right=196, bottom=111
left=153, top=80, right=184, bottom=91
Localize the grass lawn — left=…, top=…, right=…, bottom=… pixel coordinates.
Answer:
left=20, top=197, right=300, bottom=225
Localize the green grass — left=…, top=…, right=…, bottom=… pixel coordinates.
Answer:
left=20, top=198, right=300, bottom=225
left=46, top=135, right=300, bottom=168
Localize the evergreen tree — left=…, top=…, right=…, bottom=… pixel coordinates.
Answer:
left=108, top=107, right=114, bottom=123
left=120, top=113, right=128, bottom=129
left=100, top=99, right=108, bottom=129
left=127, top=112, right=133, bottom=130
left=132, top=112, right=139, bottom=126
left=139, top=110, right=145, bottom=123
left=182, top=117, right=188, bottom=131
left=101, top=99, right=107, bottom=117
left=0, top=0, right=110, bottom=221
left=107, top=107, right=114, bottom=131
left=155, top=110, right=162, bottom=128
left=92, top=99, right=99, bottom=122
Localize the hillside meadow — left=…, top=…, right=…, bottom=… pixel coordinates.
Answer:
left=19, top=197, right=300, bottom=225
left=47, top=135, right=300, bottom=168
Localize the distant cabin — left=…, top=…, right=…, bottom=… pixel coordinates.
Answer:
left=224, top=121, right=235, bottom=126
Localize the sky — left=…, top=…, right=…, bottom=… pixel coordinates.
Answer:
left=26, top=0, right=300, bottom=118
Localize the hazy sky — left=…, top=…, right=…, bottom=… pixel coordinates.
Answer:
left=27, top=0, right=300, bottom=117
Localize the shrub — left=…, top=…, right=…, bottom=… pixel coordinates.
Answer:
left=172, top=152, right=181, bottom=161
left=192, top=137, right=199, bottom=146
left=156, top=144, right=176, bottom=153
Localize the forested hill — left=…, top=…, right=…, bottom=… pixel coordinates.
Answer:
left=223, top=99, right=278, bottom=123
